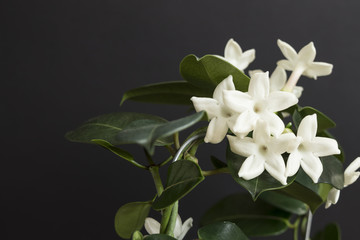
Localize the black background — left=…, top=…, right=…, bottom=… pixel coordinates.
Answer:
left=3, top=0, right=360, bottom=239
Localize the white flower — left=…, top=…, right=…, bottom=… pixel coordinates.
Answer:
left=277, top=39, right=333, bottom=92
left=190, top=75, right=239, bottom=144
left=325, top=157, right=360, bottom=208
left=224, top=38, right=255, bottom=71
left=286, top=114, right=341, bottom=183
left=223, top=72, right=298, bottom=138
left=227, top=120, right=298, bottom=185
left=144, top=215, right=193, bottom=240
left=249, top=67, right=303, bottom=98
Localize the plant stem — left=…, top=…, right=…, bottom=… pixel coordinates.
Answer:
left=202, top=167, right=230, bottom=176
left=173, top=132, right=181, bottom=150
left=149, top=166, right=164, bottom=196
left=165, top=201, right=179, bottom=236
left=304, top=211, right=313, bottom=240
left=144, top=148, right=155, bottom=166
left=293, top=218, right=300, bottom=240
left=160, top=204, right=174, bottom=234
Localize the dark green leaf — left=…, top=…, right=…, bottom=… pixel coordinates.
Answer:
left=180, top=54, right=250, bottom=92
left=211, top=156, right=227, bottom=169
left=292, top=106, right=336, bottom=132
left=114, top=201, right=152, bottom=239
left=132, top=231, right=144, bottom=240
left=144, top=234, right=177, bottom=240
left=259, top=191, right=308, bottom=215
left=91, top=139, right=146, bottom=169
left=121, top=81, right=212, bottom=105
left=200, top=193, right=291, bottom=237
left=319, top=156, right=344, bottom=190
left=313, top=223, right=341, bottom=240
left=226, top=146, right=296, bottom=199
left=198, top=221, right=249, bottom=240
left=65, top=112, right=167, bottom=145
left=152, top=160, right=204, bottom=210
left=116, top=111, right=205, bottom=155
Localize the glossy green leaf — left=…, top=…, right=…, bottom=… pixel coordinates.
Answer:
left=198, top=221, right=249, bottom=240
left=152, top=160, right=204, bottom=210
left=211, top=156, right=227, bottom=169
left=132, top=231, right=144, bottom=240
left=114, top=201, right=152, bottom=239
left=319, top=156, right=344, bottom=190
left=180, top=54, right=250, bottom=92
left=144, top=234, right=177, bottom=240
left=313, top=223, right=341, bottom=240
left=200, top=193, right=291, bottom=237
left=91, top=139, right=146, bottom=169
left=226, top=146, right=296, bottom=200
left=292, top=106, right=336, bottom=132
left=121, top=81, right=212, bottom=105
left=65, top=112, right=168, bottom=145
left=259, top=191, right=308, bottom=215
left=116, top=111, right=205, bottom=155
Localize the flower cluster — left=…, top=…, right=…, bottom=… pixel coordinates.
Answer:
left=191, top=39, right=341, bottom=186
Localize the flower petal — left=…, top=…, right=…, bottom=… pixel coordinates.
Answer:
left=293, top=86, right=304, bottom=98
left=248, top=72, right=270, bottom=100
left=190, top=97, right=220, bottom=119
left=277, top=59, right=294, bottom=71
left=300, top=152, right=323, bottom=183
left=344, top=157, right=360, bottom=187
left=325, top=188, right=340, bottom=209
left=297, top=114, right=317, bottom=141
left=204, top=117, right=228, bottom=144
left=271, top=133, right=300, bottom=154
left=308, top=137, right=340, bottom=157
left=277, top=39, right=298, bottom=61
left=213, top=75, right=235, bottom=102
left=144, top=217, right=161, bottom=235
left=178, top=217, right=193, bottom=240
left=298, top=42, right=316, bottom=63
left=223, top=90, right=253, bottom=113
left=267, top=91, right=298, bottom=112
left=227, top=135, right=257, bottom=157
left=232, top=110, right=258, bottom=138
left=258, top=111, right=285, bottom=137
left=238, top=155, right=265, bottom=180
left=252, top=120, right=271, bottom=146
left=286, top=150, right=302, bottom=177
left=248, top=69, right=264, bottom=78
left=224, top=38, right=243, bottom=60
left=173, top=215, right=183, bottom=238
left=264, top=153, right=287, bottom=185
left=270, top=66, right=287, bottom=91
left=304, top=62, right=333, bottom=79
left=235, top=49, right=256, bottom=70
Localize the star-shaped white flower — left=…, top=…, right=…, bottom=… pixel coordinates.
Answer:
left=286, top=114, right=341, bottom=183
left=325, top=157, right=360, bottom=208
left=249, top=67, right=304, bottom=98
left=277, top=39, right=333, bottom=92
left=224, top=38, right=255, bottom=71
left=144, top=215, right=193, bottom=240
left=223, top=72, right=298, bottom=138
left=191, top=75, right=238, bottom=143
left=227, top=120, right=298, bottom=185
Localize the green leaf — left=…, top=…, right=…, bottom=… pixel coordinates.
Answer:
left=226, top=146, right=296, bottom=199
left=65, top=112, right=168, bottom=145
left=200, top=193, right=291, bottom=237
left=121, top=81, right=212, bottom=105
left=313, top=223, right=341, bottom=240
left=132, top=231, right=144, bottom=240
left=292, top=106, right=336, bottom=132
left=144, top=234, right=177, bottom=240
left=180, top=54, right=250, bottom=92
left=116, top=111, right=205, bottom=155
left=319, top=156, right=344, bottom=190
left=211, top=156, right=227, bottom=169
left=152, top=160, right=204, bottom=210
left=259, top=191, right=308, bottom=215
left=114, top=201, right=152, bottom=239
left=198, top=221, right=249, bottom=240
left=91, top=139, right=146, bottom=169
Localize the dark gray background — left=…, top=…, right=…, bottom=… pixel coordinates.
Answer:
left=3, top=0, right=360, bottom=239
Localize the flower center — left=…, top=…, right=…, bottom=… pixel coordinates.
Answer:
left=253, top=102, right=264, bottom=113
left=259, top=145, right=268, bottom=154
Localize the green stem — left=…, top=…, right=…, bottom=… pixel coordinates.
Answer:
left=160, top=204, right=174, bottom=234
left=202, top=167, right=230, bottom=176
left=149, top=166, right=164, bottom=196
left=293, top=218, right=300, bottom=240
left=144, top=148, right=155, bottom=166
left=173, top=132, right=180, bottom=150
left=165, top=201, right=179, bottom=236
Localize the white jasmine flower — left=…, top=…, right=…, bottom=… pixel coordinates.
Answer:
left=227, top=120, right=298, bottom=185
left=224, top=38, right=255, bottom=71
left=286, top=114, right=341, bottom=183
left=325, top=157, right=360, bottom=208
left=223, top=72, right=298, bottom=138
left=277, top=39, right=333, bottom=92
left=190, top=75, right=239, bottom=143
left=249, top=67, right=303, bottom=98
left=144, top=215, right=193, bottom=240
